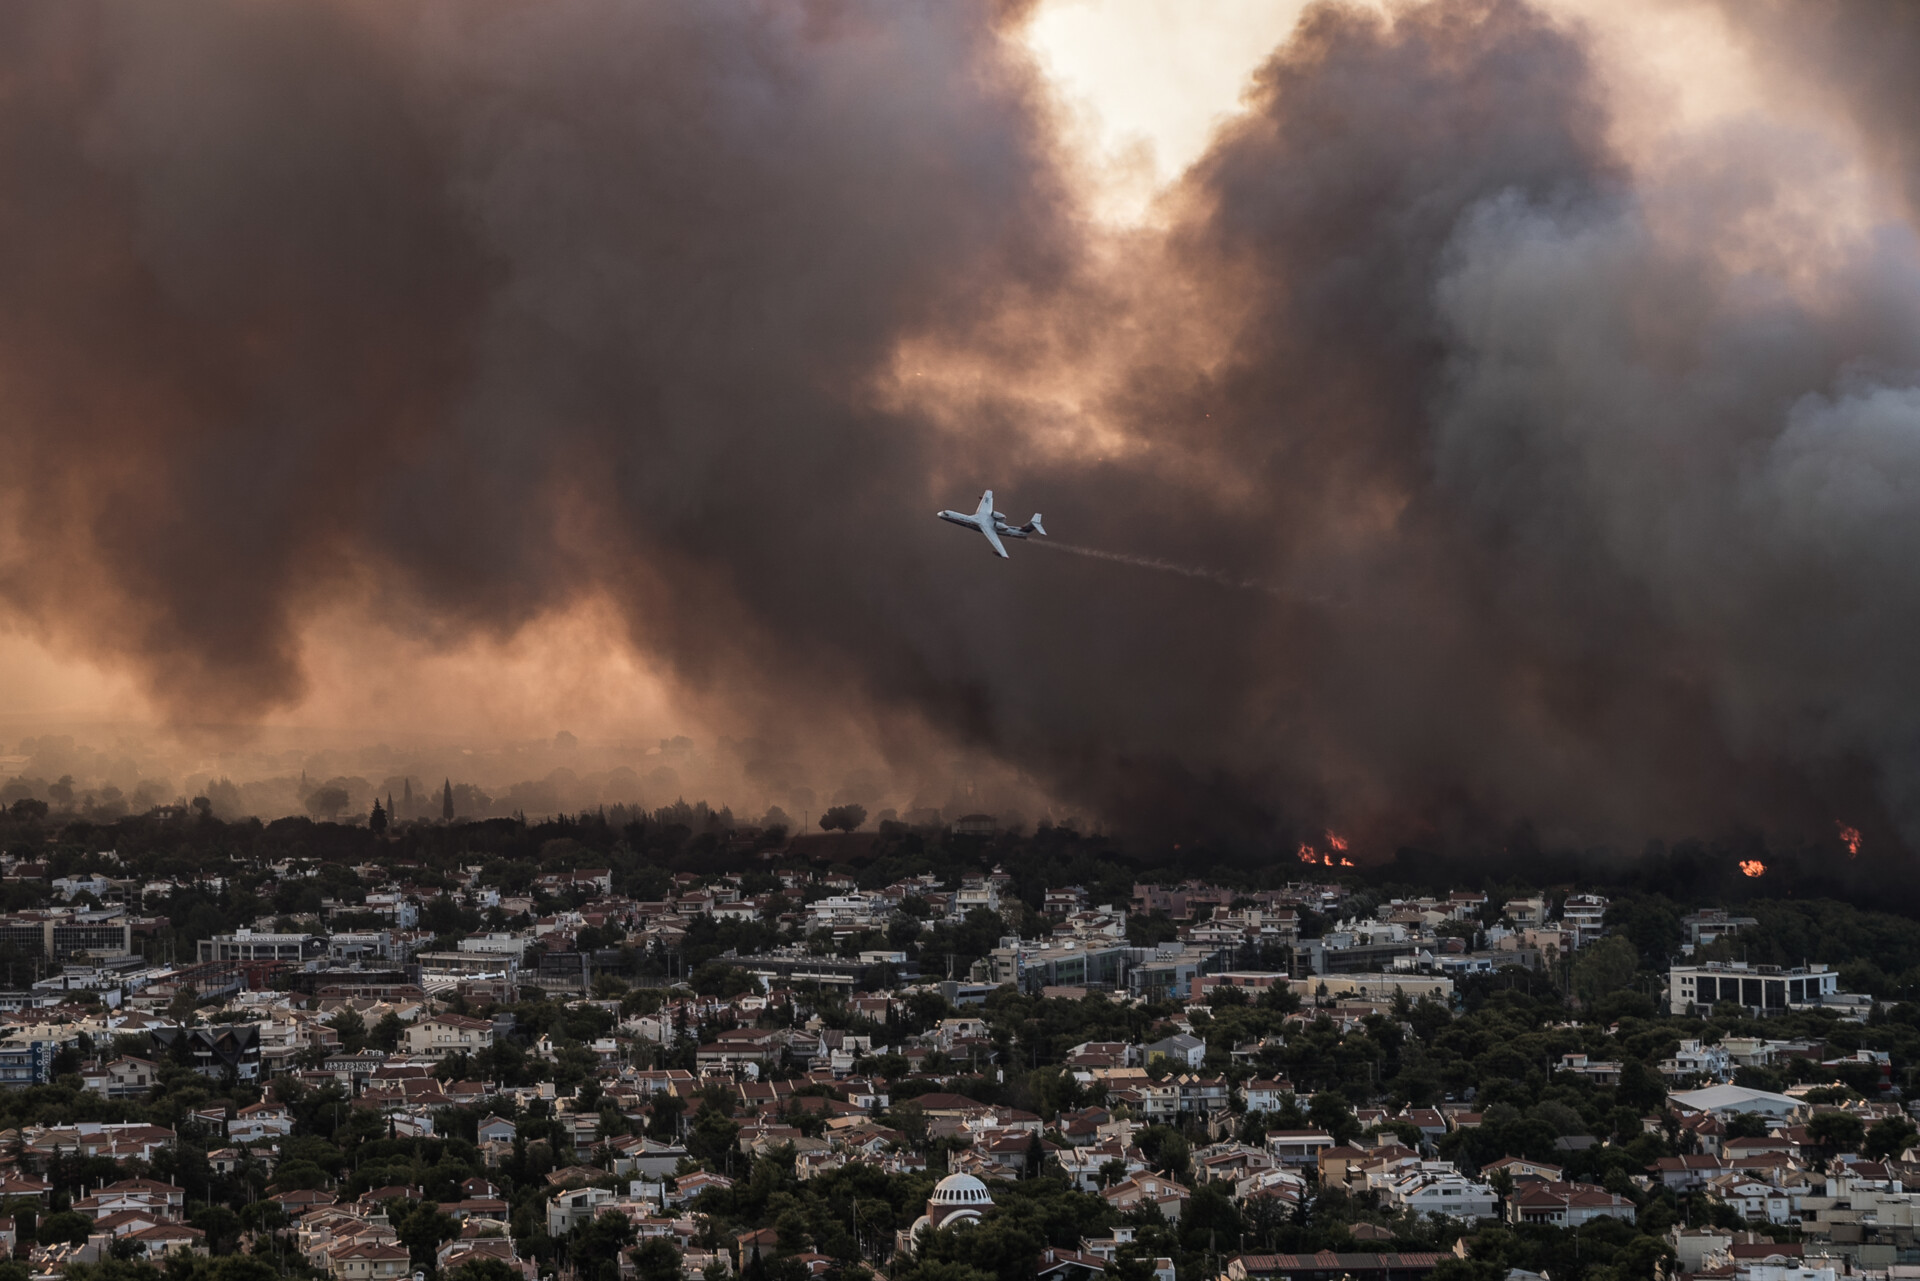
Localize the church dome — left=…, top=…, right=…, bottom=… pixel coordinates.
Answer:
left=929, top=1173, right=992, bottom=1207
left=924, top=1173, right=993, bottom=1230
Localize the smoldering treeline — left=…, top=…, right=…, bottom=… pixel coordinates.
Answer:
left=3, top=0, right=1920, bottom=854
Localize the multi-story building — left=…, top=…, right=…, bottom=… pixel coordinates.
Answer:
left=954, top=875, right=1001, bottom=915
left=360, top=893, right=418, bottom=928
left=807, top=894, right=894, bottom=935
left=1379, top=1166, right=1499, bottom=1221
left=1054, top=908, right=1129, bottom=942
left=1191, top=909, right=1300, bottom=955
left=1681, top=909, right=1760, bottom=950
left=986, top=938, right=1133, bottom=991
left=327, top=932, right=394, bottom=964
left=416, top=951, right=521, bottom=981
left=1133, top=885, right=1192, bottom=918
left=1509, top=1181, right=1637, bottom=1227
left=455, top=933, right=529, bottom=956
left=197, top=930, right=324, bottom=965
left=1503, top=897, right=1549, bottom=929
left=405, top=1014, right=496, bottom=1057
left=1800, top=1171, right=1920, bottom=1262
left=1143, top=1033, right=1205, bottom=1070
left=1446, top=891, right=1489, bottom=920
left=1195, top=971, right=1288, bottom=1001
left=1266, top=1130, right=1337, bottom=1167
left=1132, top=882, right=1238, bottom=921
left=81, top=1056, right=160, bottom=1099
left=0, top=911, right=133, bottom=959
left=1290, top=972, right=1455, bottom=1004
left=1176, top=1074, right=1231, bottom=1115
left=150, top=1024, right=263, bottom=1081
left=1294, top=921, right=1420, bottom=976
left=1659, top=1039, right=1732, bottom=1082
left=329, top=1243, right=412, bottom=1281
left=1243, top=1079, right=1295, bottom=1113
left=1669, top=962, right=1843, bottom=1016
left=0, top=1027, right=82, bottom=1088
left=1127, top=943, right=1227, bottom=1001
left=1560, top=895, right=1610, bottom=949
left=1043, top=887, right=1088, bottom=917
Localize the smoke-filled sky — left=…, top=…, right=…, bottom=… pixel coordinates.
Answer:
left=4, top=0, right=1919, bottom=852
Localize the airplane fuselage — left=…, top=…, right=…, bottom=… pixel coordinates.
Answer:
left=936, top=489, right=1044, bottom=557
left=937, top=510, right=1028, bottom=538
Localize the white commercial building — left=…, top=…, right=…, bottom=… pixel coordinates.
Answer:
left=1669, top=962, right=1841, bottom=1016
left=198, top=929, right=324, bottom=964
left=457, top=932, right=530, bottom=955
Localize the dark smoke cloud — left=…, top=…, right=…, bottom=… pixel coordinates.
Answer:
left=3, top=0, right=1919, bottom=852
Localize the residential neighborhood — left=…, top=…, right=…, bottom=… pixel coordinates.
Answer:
left=0, top=801, right=1911, bottom=1281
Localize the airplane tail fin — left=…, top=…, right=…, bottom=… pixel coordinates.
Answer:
left=1025, top=514, right=1046, bottom=536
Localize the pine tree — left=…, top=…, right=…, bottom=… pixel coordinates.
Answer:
left=369, top=797, right=387, bottom=836
left=402, top=778, right=412, bottom=817
left=442, top=779, right=454, bottom=822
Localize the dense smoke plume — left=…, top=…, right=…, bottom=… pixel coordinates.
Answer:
left=3, top=0, right=1919, bottom=852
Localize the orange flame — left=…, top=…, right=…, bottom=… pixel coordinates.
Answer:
left=1739, top=860, right=1766, bottom=878
left=1837, top=822, right=1861, bottom=857
left=1299, top=835, right=1354, bottom=869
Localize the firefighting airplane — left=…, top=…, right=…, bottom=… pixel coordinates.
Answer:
left=936, top=489, right=1046, bottom=558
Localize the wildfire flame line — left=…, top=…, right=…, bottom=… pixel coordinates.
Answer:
left=1837, top=822, right=1861, bottom=858
left=1739, top=859, right=1766, bottom=878
left=1297, top=832, right=1354, bottom=868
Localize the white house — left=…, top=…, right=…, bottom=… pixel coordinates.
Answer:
left=1243, top=1079, right=1294, bottom=1113
left=1706, top=1174, right=1804, bottom=1225
left=230, top=1101, right=294, bottom=1143
left=405, top=1014, right=495, bottom=1056
left=1100, top=1174, right=1191, bottom=1222
left=1661, top=1040, right=1733, bottom=1083
left=547, top=1186, right=615, bottom=1237
left=84, top=1057, right=160, bottom=1100
left=1510, top=1181, right=1637, bottom=1226
left=1266, top=1130, right=1336, bottom=1167
left=1380, top=1166, right=1498, bottom=1221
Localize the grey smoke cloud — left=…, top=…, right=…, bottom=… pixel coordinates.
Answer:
left=2, top=0, right=1918, bottom=850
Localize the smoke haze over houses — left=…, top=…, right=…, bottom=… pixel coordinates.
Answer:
left=2, top=0, right=1920, bottom=855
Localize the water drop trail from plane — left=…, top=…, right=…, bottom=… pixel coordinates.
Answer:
left=1034, top=539, right=1289, bottom=597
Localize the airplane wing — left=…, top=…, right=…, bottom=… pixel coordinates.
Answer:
left=975, top=490, right=994, bottom=519
left=982, top=525, right=1009, bottom=558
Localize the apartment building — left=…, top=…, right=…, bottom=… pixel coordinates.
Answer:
left=1560, top=895, right=1610, bottom=949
